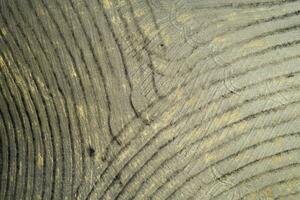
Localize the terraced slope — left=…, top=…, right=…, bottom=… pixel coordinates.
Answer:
left=1, top=0, right=300, bottom=199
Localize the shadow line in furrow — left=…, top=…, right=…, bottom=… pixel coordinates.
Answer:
left=3, top=3, right=79, bottom=199
left=186, top=141, right=300, bottom=200
left=190, top=0, right=299, bottom=10
left=90, top=72, right=300, bottom=199
left=0, top=83, right=20, bottom=200
left=90, top=54, right=300, bottom=199
left=116, top=86, right=300, bottom=200
left=101, top=36, right=300, bottom=178
left=23, top=0, right=94, bottom=198
left=103, top=22, right=300, bottom=163
left=166, top=131, right=300, bottom=199
left=0, top=34, right=50, bottom=200
left=137, top=93, right=300, bottom=199
left=275, top=190, right=300, bottom=200
left=239, top=176, right=300, bottom=200
left=209, top=162, right=300, bottom=200
left=0, top=114, right=9, bottom=199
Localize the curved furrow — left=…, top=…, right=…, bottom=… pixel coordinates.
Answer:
left=137, top=98, right=300, bottom=200
left=209, top=161, right=300, bottom=200
left=103, top=23, right=300, bottom=160
left=2, top=75, right=22, bottom=200
left=187, top=139, right=300, bottom=200
left=121, top=0, right=300, bottom=65
left=90, top=0, right=145, bottom=121
left=190, top=0, right=299, bottom=10
left=89, top=70, right=300, bottom=199
left=48, top=0, right=111, bottom=196
left=0, top=14, right=65, bottom=200
left=0, top=126, right=1, bottom=194
left=55, top=0, right=113, bottom=139
left=82, top=0, right=142, bottom=121
left=2, top=3, right=80, bottom=199
left=177, top=8, right=300, bottom=77
left=129, top=1, right=162, bottom=97
left=0, top=81, right=20, bottom=200
left=94, top=45, right=300, bottom=194
left=101, top=35, right=300, bottom=178
left=240, top=176, right=300, bottom=200
left=164, top=128, right=300, bottom=199
left=2, top=1, right=300, bottom=200
left=155, top=17, right=300, bottom=83
left=14, top=1, right=88, bottom=198
left=110, top=65, right=300, bottom=199
left=123, top=3, right=300, bottom=75
left=166, top=135, right=300, bottom=200
left=275, top=190, right=300, bottom=200
left=0, top=113, right=9, bottom=199
left=101, top=42, right=297, bottom=172
left=194, top=22, right=300, bottom=75
left=110, top=0, right=297, bottom=113
left=21, top=0, right=95, bottom=198
left=116, top=85, right=300, bottom=200
left=99, top=0, right=161, bottom=99
left=142, top=81, right=300, bottom=198
left=3, top=0, right=88, bottom=198
left=8, top=1, right=78, bottom=198
left=88, top=50, right=300, bottom=198
left=0, top=39, right=50, bottom=200
left=187, top=39, right=300, bottom=91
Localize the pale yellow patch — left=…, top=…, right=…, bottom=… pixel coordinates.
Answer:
left=77, top=104, right=85, bottom=118
left=37, top=153, right=44, bottom=169
left=176, top=14, right=190, bottom=23
left=15, top=73, right=25, bottom=86
left=161, top=106, right=177, bottom=122
left=217, top=23, right=224, bottom=28
left=122, top=83, right=127, bottom=90
left=38, top=7, right=46, bottom=16
left=103, top=0, right=111, bottom=9
left=119, top=148, right=131, bottom=161
left=29, top=83, right=36, bottom=94
left=1, top=28, right=6, bottom=36
left=116, top=0, right=126, bottom=6
left=186, top=97, right=197, bottom=106
left=215, top=111, right=240, bottom=127
left=275, top=78, right=285, bottom=85
left=272, top=155, right=283, bottom=165
left=157, top=62, right=167, bottom=71
left=36, top=76, right=46, bottom=89
left=0, top=56, right=4, bottom=69
left=144, top=113, right=150, bottom=122
left=19, top=162, right=22, bottom=175
left=134, top=9, right=145, bottom=17
left=243, top=40, right=266, bottom=49
left=227, top=12, right=237, bottom=21
left=246, top=193, right=257, bottom=200
left=234, top=121, right=248, bottom=132
left=212, top=36, right=226, bottom=44
left=205, top=153, right=216, bottom=163
left=123, top=13, right=132, bottom=23
left=35, top=195, right=42, bottom=200
left=142, top=24, right=154, bottom=37
left=111, top=16, right=121, bottom=25
left=161, top=30, right=171, bottom=45
left=163, top=35, right=171, bottom=45
left=264, top=187, right=274, bottom=198
left=276, top=137, right=284, bottom=147
left=175, top=88, right=184, bottom=97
